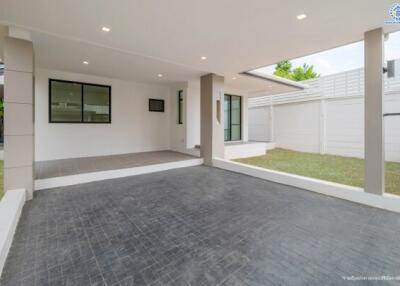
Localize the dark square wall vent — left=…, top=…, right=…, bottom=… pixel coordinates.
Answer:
left=149, top=99, right=165, bottom=112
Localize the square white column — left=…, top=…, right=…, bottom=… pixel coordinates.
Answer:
left=3, top=37, right=35, bottom=199
left=364, top=28, right=384, bottom=195
left=200, top=74, right=224, bottom=165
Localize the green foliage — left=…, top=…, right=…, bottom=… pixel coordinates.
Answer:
left=273, top=60, right=319, bottom=81
left=273, top=60, right=292, bottom=79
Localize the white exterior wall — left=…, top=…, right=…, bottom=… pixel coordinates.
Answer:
left=186, top=81, right=201, bottom=149
left=169, top=83, right=250, bottom=155
left=35, top=69, right=171, bottom=161
left=249, top=107, right=271, bottom=142
left=169, top=83, right=187, bottom=153
left=274, top=101, right=321, bottom=153
left=325, top=97, right=364, bottom=158
left=385, top=94, right=400, bottom=161
left=169, top=80, right=201, bottom=154
left=249, top=65, right=400, bottom=162
left=249, top=94, right=400, bottom=162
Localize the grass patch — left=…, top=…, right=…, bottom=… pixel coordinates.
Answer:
left=235, top=148, right=400, bottom=196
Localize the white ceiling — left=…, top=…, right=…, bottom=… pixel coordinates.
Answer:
left=0, top=0, right=398, bottom=94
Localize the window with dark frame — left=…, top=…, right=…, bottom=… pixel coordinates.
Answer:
left=49, top=79, right=111, bottom=123
left=224, top=94, right=242, bottom=141
left=178, top=90, right=183, bottom=124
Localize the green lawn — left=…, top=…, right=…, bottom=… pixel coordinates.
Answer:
left=235, top=148, right=400, bottom=196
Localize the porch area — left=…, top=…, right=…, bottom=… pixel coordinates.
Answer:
left=34, top=151, right=203, bottom=191
left=35, top=151, right=199, bottom=180
left=2, top=166, right=400, bottom=285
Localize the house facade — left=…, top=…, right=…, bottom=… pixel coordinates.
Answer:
left=1, top=1, right=400, bottom=283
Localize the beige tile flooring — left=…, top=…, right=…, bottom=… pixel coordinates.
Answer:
left=35, top=150, right=198, bottom=179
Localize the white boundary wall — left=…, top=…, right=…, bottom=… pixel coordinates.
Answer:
left=249, top=67, right=400, bottom=162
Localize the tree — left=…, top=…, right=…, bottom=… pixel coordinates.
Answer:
left=273, top=60, right=319, bottom=81
left=273, top=60, right=292, bottom=80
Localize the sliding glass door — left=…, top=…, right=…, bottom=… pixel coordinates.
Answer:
left=224, top=94, right=241, bottom=141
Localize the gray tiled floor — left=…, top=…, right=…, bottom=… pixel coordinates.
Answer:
left=2, top=166, right=400, bottom=286
left=35, top=151, right=198, bottom=179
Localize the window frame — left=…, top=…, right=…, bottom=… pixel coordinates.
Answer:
left=224, top=94, right=242, bottom=142
left=49, top=79, right=112, bottom=124
left=178, top=90, right=183, bottom=124
left=148, top=99, right=165, bottom=112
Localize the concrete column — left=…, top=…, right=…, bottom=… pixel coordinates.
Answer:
left=3, top=37, right=35, bottom=199
left=364, top=28, right=384, bottom=195
left=200, top=74, right=224, bottom=165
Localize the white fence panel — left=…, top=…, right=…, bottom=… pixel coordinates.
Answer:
left=273, top=101, right=320, bottom=153
left=325, top=98, right=364, bottom=158
left=248, top=107, right=271, bottom=142
left=385, top=94, right=400, bottom=162
left=249, top=65, right=400, bottom=162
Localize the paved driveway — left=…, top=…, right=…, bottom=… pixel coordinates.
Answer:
left=1, top=166, right=400, bottom=285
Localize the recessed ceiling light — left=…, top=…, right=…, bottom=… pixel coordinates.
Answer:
left=82, top=60, right=89, bottom=65
left=102, top=26, right=111, bottom=32
left=201, top=56, right=207, bottom=60
left=232, top=77, right=237, bottom=80
left=157, top=74, right=163, bottom=78
left=297, top=14, right=307, bottom=20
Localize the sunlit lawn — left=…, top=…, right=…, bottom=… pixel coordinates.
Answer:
left=236, top=148, right=400, bottom=196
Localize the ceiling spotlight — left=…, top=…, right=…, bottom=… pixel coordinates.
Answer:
left=297, top=14, right=307, bottom=20
left=102, top=26, right=111, bottom=32
left=201, top=56, right=207, bottom=60
left=157, top=74, right=163, bottom=78
left=82, top=60, right=89, bottom=65
left=232, top=77, right=237, bottom=80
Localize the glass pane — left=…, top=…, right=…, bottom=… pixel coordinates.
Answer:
left=50, top=81, right=82, bottom=122
left=83, top=85, right=110, bottom=122
left=231, top=96, right=241, bottom=125
left=224, top=129, right=230, bottom=141
left=224, top=95, right=231, bottom=141
left=231, top=125, right=241, bottom=141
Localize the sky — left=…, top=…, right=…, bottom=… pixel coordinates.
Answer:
left=254, top=31, right=400, bottom=77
